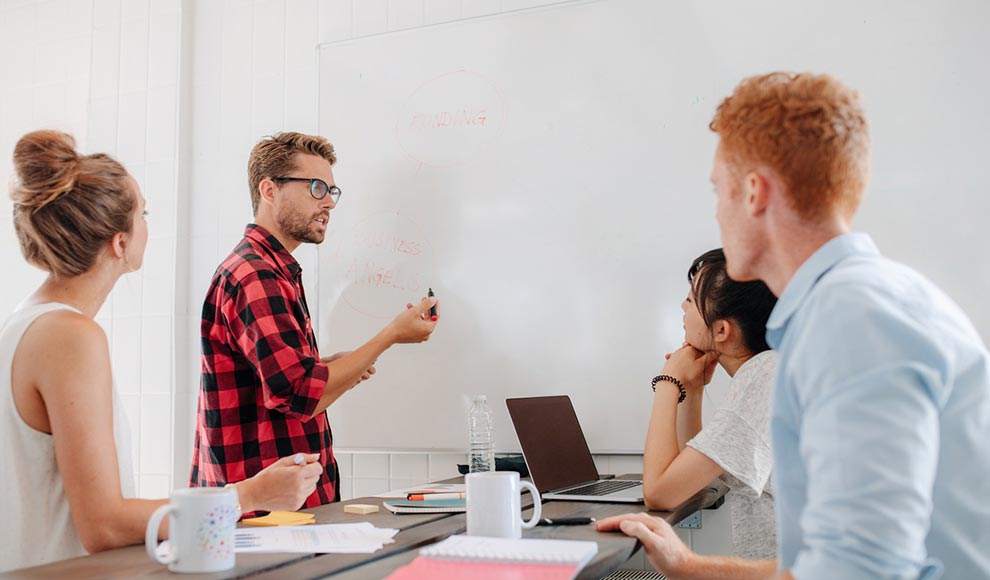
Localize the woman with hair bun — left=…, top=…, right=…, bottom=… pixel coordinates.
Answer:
left=0, top=131, right=323, bottom=572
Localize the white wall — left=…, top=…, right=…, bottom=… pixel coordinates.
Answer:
left=179, top=0, right=671, bottom=486
left=0, top=0, right=181, bottom=499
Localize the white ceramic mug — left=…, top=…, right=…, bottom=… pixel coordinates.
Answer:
left=145, top=487, right=239, bottom=573
left=466, top=471, right=542, bottom=538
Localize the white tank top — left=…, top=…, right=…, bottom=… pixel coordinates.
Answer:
left=0, top=303, right=136, bottom=572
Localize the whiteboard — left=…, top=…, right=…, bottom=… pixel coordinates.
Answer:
left=316, top=0, right=990, bottom=452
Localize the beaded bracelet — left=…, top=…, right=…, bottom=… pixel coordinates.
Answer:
left=651, top=374, right=686, bottom=403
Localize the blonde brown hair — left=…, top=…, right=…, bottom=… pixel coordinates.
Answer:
left=10, top=130, right=134, bottom=278
left=247, top=132, right=337, bottom=214
left=710, top=72, right=871, bottom=221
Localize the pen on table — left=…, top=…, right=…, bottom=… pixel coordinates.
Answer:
left=536, top=517, right=596, bottom=526
left=406, top=492, right=465, bottom=501
left=428, top=288, right=438, bottom=321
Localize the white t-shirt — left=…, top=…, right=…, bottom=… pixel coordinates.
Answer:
left=687, top=350, right=777, bottom=559
left=0, top=303, right=135, bottom=573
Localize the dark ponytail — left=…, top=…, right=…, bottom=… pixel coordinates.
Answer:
left=688, top=249, right=777, bottom=354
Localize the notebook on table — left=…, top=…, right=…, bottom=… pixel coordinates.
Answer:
left=385, top=535, right=597, bottom=580
left=506, top=395, right=643, bottom=503
left=382, top=498, right=466, bottom=514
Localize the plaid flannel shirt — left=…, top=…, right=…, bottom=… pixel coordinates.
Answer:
left=189, top=224, right=339, bottom=506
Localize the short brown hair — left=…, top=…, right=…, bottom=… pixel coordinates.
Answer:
left=710, top=72, right=871, bottom=221
left=247, top=132, right=337, bottom=214
left=10, top=130, right=134, bottom=278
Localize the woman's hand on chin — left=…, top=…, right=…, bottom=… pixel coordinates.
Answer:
left=661, top=344, right=718, bottom=390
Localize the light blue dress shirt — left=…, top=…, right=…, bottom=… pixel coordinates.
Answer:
left=767, top=233, right=990, bottom=579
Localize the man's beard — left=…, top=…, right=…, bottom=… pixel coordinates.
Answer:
left=278, top=206, right=327, bottom=244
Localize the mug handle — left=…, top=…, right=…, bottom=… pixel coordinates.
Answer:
left=519, top=480, right=542, bottom=529
left=145, top=503, right=177, bottom=564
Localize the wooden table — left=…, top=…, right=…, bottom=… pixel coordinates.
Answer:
left=2, top=476, right=725, bottom=580
left=306, top=482, right=725, bottom=580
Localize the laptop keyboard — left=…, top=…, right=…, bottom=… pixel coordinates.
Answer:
left=558, top=479, right=640, bottom=496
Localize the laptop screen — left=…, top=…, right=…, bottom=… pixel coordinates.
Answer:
left=506, top=396, right=601, bottom=493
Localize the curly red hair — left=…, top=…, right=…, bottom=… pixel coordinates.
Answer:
left=710, top=72, right=871, bottom=221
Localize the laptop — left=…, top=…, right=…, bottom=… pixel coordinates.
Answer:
left=506, top=395, right=643, bottom=503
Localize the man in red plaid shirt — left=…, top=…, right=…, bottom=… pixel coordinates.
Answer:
left=190, top=132, right=438, bottom=506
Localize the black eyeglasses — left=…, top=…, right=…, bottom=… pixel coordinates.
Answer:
left=272, top=177, right=342, bottom=204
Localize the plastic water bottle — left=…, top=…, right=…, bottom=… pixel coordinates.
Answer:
left=468, top=395, right=495, bottom=473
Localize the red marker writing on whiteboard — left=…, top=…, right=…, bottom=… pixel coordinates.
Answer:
left=428, top=288, right=438, bottom=321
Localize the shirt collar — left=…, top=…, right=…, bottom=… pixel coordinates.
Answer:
left=765, top=232, right=879, bottom=348
left=243, top=224, right=302, bottom=279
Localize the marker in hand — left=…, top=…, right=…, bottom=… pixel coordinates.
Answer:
left=428, top=288, right=438, bottom=321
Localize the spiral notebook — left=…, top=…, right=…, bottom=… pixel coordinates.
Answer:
left=385, top=535, right=597, bottom=580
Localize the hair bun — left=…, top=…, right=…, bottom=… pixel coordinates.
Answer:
left=11, top=130, right=82, bottom=213
left=9, top=130, right=133, bottom=278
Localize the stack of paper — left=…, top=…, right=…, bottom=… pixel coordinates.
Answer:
left=421, top=535, right=597, bottom=567
left=375, top=483, right=466, bottom=499
left=383, top=498, right=466, bottom=514
left=386, top=535, right=598, bottom=580
left=234, top=522, right=398, bottom=554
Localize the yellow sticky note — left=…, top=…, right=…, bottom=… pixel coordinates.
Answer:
left=242, top=511, right=316, bottom=527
